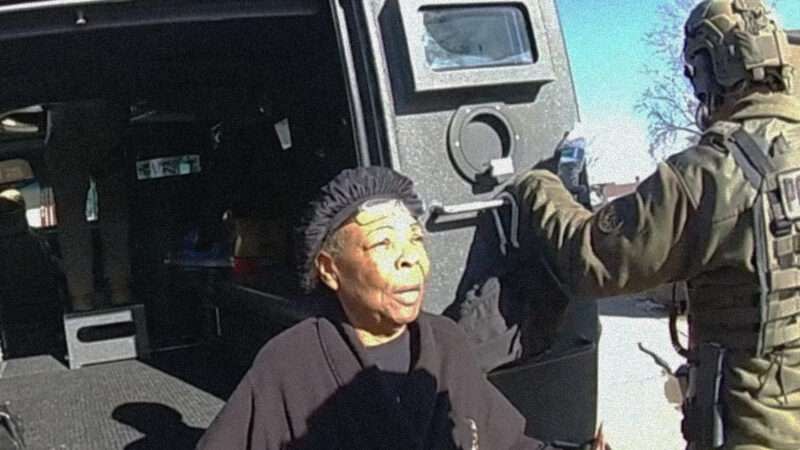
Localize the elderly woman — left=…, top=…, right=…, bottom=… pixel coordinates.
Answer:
left=197, top=167, right=557, bottom=450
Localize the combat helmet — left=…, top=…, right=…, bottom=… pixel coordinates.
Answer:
left=683, top=0, right=794, bottom=114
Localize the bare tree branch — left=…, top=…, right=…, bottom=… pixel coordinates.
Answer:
left=637, top=0, right=699, bottom=162
left=637, top=0, right=784, bottom=161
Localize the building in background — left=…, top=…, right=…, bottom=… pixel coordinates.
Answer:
left=590, top=177, right=640, bottom=208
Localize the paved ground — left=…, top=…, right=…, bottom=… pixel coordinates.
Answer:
left=597, top=295, right=686, bottom=450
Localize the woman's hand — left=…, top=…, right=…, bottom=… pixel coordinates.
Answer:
left=590, top=423, right=610, bottom=450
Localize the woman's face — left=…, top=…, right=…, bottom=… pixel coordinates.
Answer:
left=320, top=201, right=431, bottom=344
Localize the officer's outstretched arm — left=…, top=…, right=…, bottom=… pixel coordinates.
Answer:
left=512, top=163, right=696, bottom=299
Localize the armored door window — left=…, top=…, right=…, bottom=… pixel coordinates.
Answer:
left=422, top=6, right=535, bottom=71
left=397, top=0, right=554, bottom=92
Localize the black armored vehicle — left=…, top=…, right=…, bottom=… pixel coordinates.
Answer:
left=0, top=0, right=598, bottom=448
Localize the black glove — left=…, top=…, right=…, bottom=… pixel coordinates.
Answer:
left=533, top=152, right=560, bottom=174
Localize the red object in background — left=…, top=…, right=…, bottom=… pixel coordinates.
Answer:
left=232, top=257, right=269, bottom=281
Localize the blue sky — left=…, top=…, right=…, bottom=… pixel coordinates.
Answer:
left=555, top=0, right=800, bottom=183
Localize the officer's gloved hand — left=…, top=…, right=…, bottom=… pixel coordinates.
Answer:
left=531, top=145, right=590, bottom=207
left=532, top=152, right=560, bottom=174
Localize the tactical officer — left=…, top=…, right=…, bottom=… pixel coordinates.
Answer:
left=510, top=1, right=799, bottom=448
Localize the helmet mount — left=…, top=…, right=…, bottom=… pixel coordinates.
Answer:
left=683, top=0, right=794, bottom=119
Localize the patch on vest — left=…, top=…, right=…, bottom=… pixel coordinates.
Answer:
left=778, top=169, right=800, bottom=221
left=597, top=205, right=624, bottom=234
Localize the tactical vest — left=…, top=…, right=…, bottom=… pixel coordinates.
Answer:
left=690, top=121, right=800, bottom=357
left=674, top=121, right=800, bottom=448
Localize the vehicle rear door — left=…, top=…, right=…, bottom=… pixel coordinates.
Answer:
left=330, top=0, right=597, bottom=445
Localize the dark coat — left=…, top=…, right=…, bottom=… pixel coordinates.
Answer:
left=197, top=310, right=552, bottom=450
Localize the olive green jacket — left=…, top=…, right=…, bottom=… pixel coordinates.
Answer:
left=513, top=93, right=800, bottom=449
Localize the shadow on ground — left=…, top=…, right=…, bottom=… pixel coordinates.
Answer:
left=113, top=402, right=204, bottom=449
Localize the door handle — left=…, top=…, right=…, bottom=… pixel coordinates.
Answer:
left=429, top=198, right=508, bottom=217
left=429, top=194, right=519, bottom=255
